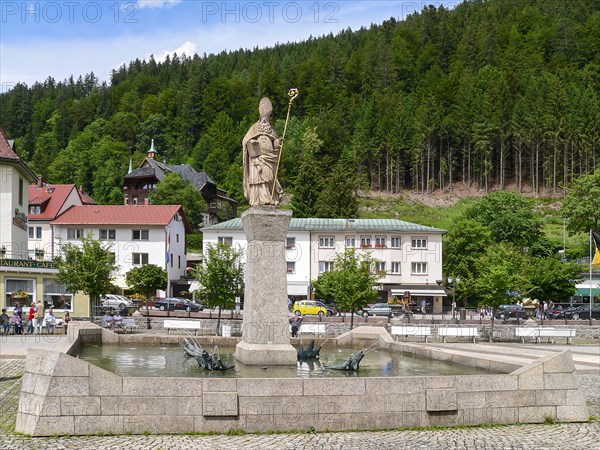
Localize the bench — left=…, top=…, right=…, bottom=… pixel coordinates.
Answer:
left=516, top=327, right=576, bottom=344
left=164, top=319, right=202, bottom=335
left=390, top=325, right=433, bottom=342
left=438, top=327, right=478, bottom=343
left=290, top=323, right=326, bottom=337
left=121, top=318, right=139, bottom=333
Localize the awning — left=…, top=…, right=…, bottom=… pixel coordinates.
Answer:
left=287, top=282, right=310, bottom=296
left=575, top=282, right=600, bottom=296
left=391, top=287, right=447, bottom=297
left=188, top=280, right=201, bottom=293
left=111, top=275, right=129, bottom=290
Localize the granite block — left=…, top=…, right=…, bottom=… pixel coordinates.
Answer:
left=518, top=406, right=556, bottom=423
left=237, top=378, right=303, bottom=397
left=31, top=415, right=75, bottom=436
left=535, top=389, right=566, bottom=406
left=53, top=352, right=90, bottom=377
left=89, top=364, right=122, bottom=396
left=544, top=372, right=579, bottom=390
left=194, top=415, right=242, bottom=434
left=123, top=415, right=194, bottom=434
left=23, top=349, right=60, bottom=376
left=541, top=350, right=575, bottom=374
left=426, top=388, right=457, bottom=411
left=203, top=378, right=237, bottom=393
left=73, top=415, right=123, bottom=435
left=122, top=377, right=202, bottom=397
left=485, top=390, right=535, bottom=407
left=46, top=376, right=89, bottom=397
left=366, top=376, right=423, bottom=394
left=101, top=396, right=166, bottom=416
left=203, top=392, right=238, bottom=417
left=60, top=396, right=101, bottom=415
left=516, top=364, right=544, bottom=390
left=456, top=374, right=517, bottom=392
left=303, top=378, right=365, bottom=396
left=556, top=405, right=589, bottom=422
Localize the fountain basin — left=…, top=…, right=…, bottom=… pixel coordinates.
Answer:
left=15, top=324, right=589, bottom=436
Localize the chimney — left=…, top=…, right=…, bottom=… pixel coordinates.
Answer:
left=37, top=176, right=43, bottom=188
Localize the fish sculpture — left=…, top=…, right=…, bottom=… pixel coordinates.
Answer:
left=324, top=350, right=366, bottom=371
left=181, top=338, right=234, bottom=371
left=297, top=339, right=321, bottom=360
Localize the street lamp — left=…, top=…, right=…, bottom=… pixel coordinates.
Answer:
left=448, top=276, right=460, bottom=320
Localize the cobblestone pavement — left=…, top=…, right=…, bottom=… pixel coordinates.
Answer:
left=1, top=359, right=599, bottom=450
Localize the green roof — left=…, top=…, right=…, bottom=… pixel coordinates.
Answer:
left=202, top=218, right=445, bottom=233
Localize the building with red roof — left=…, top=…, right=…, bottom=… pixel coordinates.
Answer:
left=0, top=128, right=37, bottom=259
left=27, top=179, right=97, bottom=260
left=51, top=205, right=192, bottom=295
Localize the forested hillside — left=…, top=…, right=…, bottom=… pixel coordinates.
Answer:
left=1, top=0, right=599, bottom=208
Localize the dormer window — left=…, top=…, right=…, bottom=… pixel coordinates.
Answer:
left=29, top=205, right=41, bottom=214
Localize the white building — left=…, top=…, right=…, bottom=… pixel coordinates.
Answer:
left=0, top=129, right=37, bottom=259
left=51, top=205, right=192, bottom=296
left=27, top=179, right=96, bottom=261
left=202, top=218, right=447, bottom=307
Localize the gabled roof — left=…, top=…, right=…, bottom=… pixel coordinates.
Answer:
left=78, top=187, right=98, bottom=205
left=28, top=184, right=78, bottom=221
left=0, top=128, right=37, bottom=182
left=51, top=205, right=193, bottom=232
left=203, top=218, right=446, bottom=233
left=124, top=157, right=217, bottom=192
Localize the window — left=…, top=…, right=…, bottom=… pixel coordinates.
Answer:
left=375, top=261, right=386, bottom=273
left=36, top=227, right=42, bottom=239
left=108, top=252, right=116, bottom=263
left=132, top=253, right=149, bottom=265
left=360, top=235, right=372, bottom=248
left=43, top=279, right=72, bottom=310
left=411, top=237, right=427, bottom=249
left=132, top=229, right=149, bottom=240
left=391, top=236, right=401, bottom=248
left=286, top=261, right=296, bottom=273
left=391, top=262, right=401, bottom=274
left=99, top=229, right=116, bottom=240
left=28, top=227, right=34, bottom=239
left=345, top=236, right=356, bottom=248
left=178, top=255, right=181, bottom=269
left=132, top=197, right=138, bottom=205
left=170, top=253, right=173, bottom=268
left=19, top=178, right=24, bottom=205
left=375, top=236, right=386, bottom=248
left=67, top=228, right=84, bottom=240
left=29, top=205, right=41, bottom=214
left=319, top=261, right=334, bottom=273
left=411, top=262, right=428, bottom=275
left=5, top=278, right=34, bottom=307
left=286, top=237, right=296, bottom=249
left=218, top=236, right=233, bottom=247
left=176, top=234, right=180, bottom=243
left=319, top=236, right=334, bottom=248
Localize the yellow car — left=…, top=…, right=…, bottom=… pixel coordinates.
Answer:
left=293, top=300, right=334, bottom=318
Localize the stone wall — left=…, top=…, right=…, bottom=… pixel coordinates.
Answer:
left=16, top=329, right=589, bottom=436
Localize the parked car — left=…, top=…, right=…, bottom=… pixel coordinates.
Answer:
left=494, top=304, right=527, bottom=320
left=361, top=303, right=392, bottom=317
left=154, top=297, right=203, bottom=312
left=563, top=304, right=600, bottom=320
left=293, top=300, right=333, bottom=317
left=100, top=294, right=134, bottom=310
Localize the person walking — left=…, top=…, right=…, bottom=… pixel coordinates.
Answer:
left=27, top=302, right=35, bottom=333
left=63, top=311, right=71, bottom=334
left=34, top=300, right=44, bottom=334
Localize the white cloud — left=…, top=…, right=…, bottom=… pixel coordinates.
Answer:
left=155, top=41, right=197, bottom=62
left=136, top=0, right=183, bottom=9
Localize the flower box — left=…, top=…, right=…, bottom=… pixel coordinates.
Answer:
left=360, top=244, right=372, bottom=248
left=374, top=244, right=387, bottom=248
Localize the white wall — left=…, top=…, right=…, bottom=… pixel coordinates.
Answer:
left=0, top=164, right=29, bottom=259
left=53, top=220, right=187, bottom=294
left=202, top=227, right=444, bottom=298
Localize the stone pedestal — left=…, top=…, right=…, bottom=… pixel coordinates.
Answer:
left=235, top=207, right=297, bottom=366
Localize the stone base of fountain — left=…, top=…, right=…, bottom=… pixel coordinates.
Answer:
left=235, top=341, right=297, bottom=366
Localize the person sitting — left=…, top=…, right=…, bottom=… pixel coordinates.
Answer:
left=0, top=309, right=9, bottom=334
left=112, top=312, right=125, bottom=331
left=290, top=316, right=302, bottom=338
left=44, top=309, right=57, bottom=334
left=102, top=312, right=114, bottom=329
left=9, top=312, right=23, bottom=334
left=63, top=311, right=71, bottom=335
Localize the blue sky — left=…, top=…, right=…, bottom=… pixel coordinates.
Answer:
left=1, top=1, right=456, bottom=90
